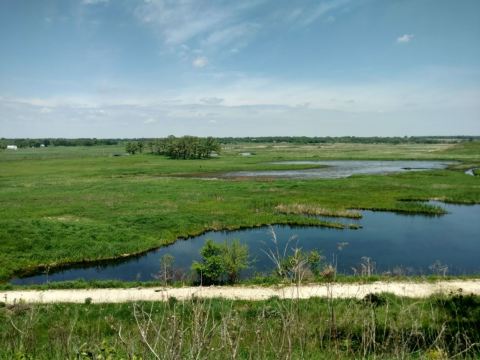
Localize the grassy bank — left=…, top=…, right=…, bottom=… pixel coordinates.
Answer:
left=1, top=293, right=479, bottom=359
left=1, top=141, right=479, bottom=282
left=2, top=275, right=480, bottom=291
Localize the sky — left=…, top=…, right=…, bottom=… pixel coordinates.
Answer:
left=0, top=0, right=479, bottom=138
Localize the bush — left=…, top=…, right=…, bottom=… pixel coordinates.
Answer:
left=125, top=141, right=143, bottom=154
left=277, top=248, right=324, bottom=282
left=192, top=239, right=249, bottom=285
left=437, top=294, right=480, bottom=349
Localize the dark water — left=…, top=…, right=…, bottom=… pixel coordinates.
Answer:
left=12, top=202, right=480, bottom=284
left=226, top=160, right=453, bottom=179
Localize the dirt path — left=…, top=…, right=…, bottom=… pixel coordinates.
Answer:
left=2, top=280, right=479, bottom=304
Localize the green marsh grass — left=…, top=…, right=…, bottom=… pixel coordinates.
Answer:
left=0, top=141, right=479, bottom=282
left=1, top=294, right=479, bottom=359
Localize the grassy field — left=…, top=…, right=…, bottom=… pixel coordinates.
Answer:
left=1, top=141, right=479, bottom=282
left=1, top=293, right=479, bottom=359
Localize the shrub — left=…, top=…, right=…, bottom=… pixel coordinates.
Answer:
left=192, top=239, right=249, bottom=285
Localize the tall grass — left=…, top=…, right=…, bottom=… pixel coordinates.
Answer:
left=1, top=293, right=479, bottom=359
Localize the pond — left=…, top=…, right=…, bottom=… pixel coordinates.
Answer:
left=12, top=202, right=480, bottom=284
left=225, top=160, right=454, bottom=179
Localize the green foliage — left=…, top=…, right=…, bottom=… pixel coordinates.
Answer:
left=192, top=240, right=225, bottom=285
left=1, top=295, right=480, bottom=359
left=437, top=294, right=480, bottom=348
left=221, top=239, right=249, bottom=283
left=192, top=239, right=249, bottom=285
left=125, top=141, right=142, bottom=154
left=149, top=135, right=220, bottom=159
left=278, top=248, right=324, bottom=280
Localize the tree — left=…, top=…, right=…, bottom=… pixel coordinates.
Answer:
left=222, top=240, right=249, bottom=283
left=192, top=240, right=225, bottom=285
left=155, top=254, right=175, bottom=285
left=192, top=239, right=249, bottom=285
left=125, top=142, right=138, bottom=154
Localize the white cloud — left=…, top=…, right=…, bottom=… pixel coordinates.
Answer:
left=275, top=0, right=351, bottom=27
left=82, top=0, right=109, bottom=5
left=2, top=79, right=479, bottom=138
left=134, top=1, right=234, bottom=45
left=133, top=0, right=357, bottom=66
left=397, top=34, right=414, bottom=43
left=202, top=23, right=258, bottom=47
left=192, top=56, right=208, bottom=68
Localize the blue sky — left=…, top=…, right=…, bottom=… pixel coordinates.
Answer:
left=1, top=0, right=479, bottom=137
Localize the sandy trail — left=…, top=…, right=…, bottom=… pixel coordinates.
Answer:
left=1, top=280, right=479, bottom=304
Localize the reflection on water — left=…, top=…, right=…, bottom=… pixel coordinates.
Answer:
left=225, top=160, right=453, bottom=179
left=12, top=202, right=480, bottom=284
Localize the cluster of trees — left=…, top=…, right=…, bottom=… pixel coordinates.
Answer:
left=147, top=136, right=221, bottom=159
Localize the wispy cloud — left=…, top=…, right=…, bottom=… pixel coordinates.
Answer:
left=192, top=56, right=208, bottom=68
left=301, top=0, right=351, bottom=26
left=201, top=23, right=258, bottom=48
left=133, top=0, right=357, bottom=65
left=278, top=0, right=351, bottom=26
left=397, top=34, right=414, bottom=43
left=82, top=0, right=109, bottom=5
left=134, top=1, right=236, bottom=45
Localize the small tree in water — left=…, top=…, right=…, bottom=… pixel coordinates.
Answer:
left=222, top=240, right=249, bottom=283
left=155, top=253, right=175, bottom=285
left=192, top=239, right=249, bottom=285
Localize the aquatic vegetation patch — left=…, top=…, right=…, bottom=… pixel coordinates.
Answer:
left=275, top=203, right=362, bottom=218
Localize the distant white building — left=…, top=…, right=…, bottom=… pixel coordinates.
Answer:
left=6, top=145, right=17, bottom=150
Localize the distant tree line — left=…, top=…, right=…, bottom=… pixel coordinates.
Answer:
left=218, top=136, right=480, bottom=145
left=2, top=136, right=478, bottom=150
left=146, top=136, right=221, bottom=159
left=0, top=138, right=119, bottom=149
